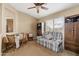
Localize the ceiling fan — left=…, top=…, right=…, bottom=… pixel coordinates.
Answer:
left=27, top=3, right=48, bottom=13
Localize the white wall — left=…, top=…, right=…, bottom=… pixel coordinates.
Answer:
left=0, top=4, right=2, bottom=56
left=17, top=11, right=37, bottom=37
left=2, top=4, right=17, bottom=33
left=2, top=4, right=37, bottom=35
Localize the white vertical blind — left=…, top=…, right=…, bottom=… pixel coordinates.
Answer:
left=54, top=17, right=64, bottom=28
left=46, top=19, right=53, bottom=32
left=45, top=17, right=64, bottom=32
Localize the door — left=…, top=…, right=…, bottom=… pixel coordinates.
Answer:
left=65, top=23, right=73, bottom=42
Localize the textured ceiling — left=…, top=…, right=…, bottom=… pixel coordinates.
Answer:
left=10, top=3, right=79, bottom=19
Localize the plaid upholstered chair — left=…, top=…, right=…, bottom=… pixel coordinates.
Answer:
left=2, top=36, right=9, bottom=52
left=27, top=33, right=33, bottom=41
left=2, top=34, right=16, bottom=52
left=19, top=33, right=27, bottom=45
left=6, top=34, right=16, bottom=49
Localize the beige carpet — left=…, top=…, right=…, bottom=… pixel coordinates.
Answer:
left=3, top=41, right=78, bottom=56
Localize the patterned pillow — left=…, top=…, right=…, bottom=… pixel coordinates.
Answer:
left=44, top=32, right=53, bottom=40
left=49, top=38, right=53, bottom=40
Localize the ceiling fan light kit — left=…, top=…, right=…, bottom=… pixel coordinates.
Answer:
left=27, top=3, right=48, bottom=13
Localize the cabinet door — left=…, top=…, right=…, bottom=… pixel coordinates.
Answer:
left=65, top=23, right=73, bottom=41
left=65, top=22, right=74, bottom=49
left=74, top=22, right=79, bottom=44
left=72, top=22, right=79, bottom=53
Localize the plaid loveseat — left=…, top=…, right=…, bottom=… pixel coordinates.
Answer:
left=37, top=32, right=64, bottom=52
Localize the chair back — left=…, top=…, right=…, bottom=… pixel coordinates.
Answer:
left=2, top=37, right=9, bottom=43
left=6, top=35, right=15, bottom=43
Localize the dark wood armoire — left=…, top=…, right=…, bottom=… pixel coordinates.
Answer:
left=65, top=15, right=79, bottom=54
left=37, top=22, right=45, bottom=36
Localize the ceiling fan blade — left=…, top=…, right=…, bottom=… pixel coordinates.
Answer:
left=34, top=3, right=37, bottom=6
left=34, top=3, right=45, bottom=6
left=40, top=3, right=45, bottom=5
left=27, top=6, right=36, bottom=9
left=41, top=6, right=48, bottom=10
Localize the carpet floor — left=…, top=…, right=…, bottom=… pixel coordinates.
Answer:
left=3, top=41, right=78, bottom=56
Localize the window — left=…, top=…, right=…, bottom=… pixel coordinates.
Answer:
left=45, top=20, right=54, bottom=32
left=45, top=17, right=64, bottom=32
left=54, top=17, right=64, bottom=28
